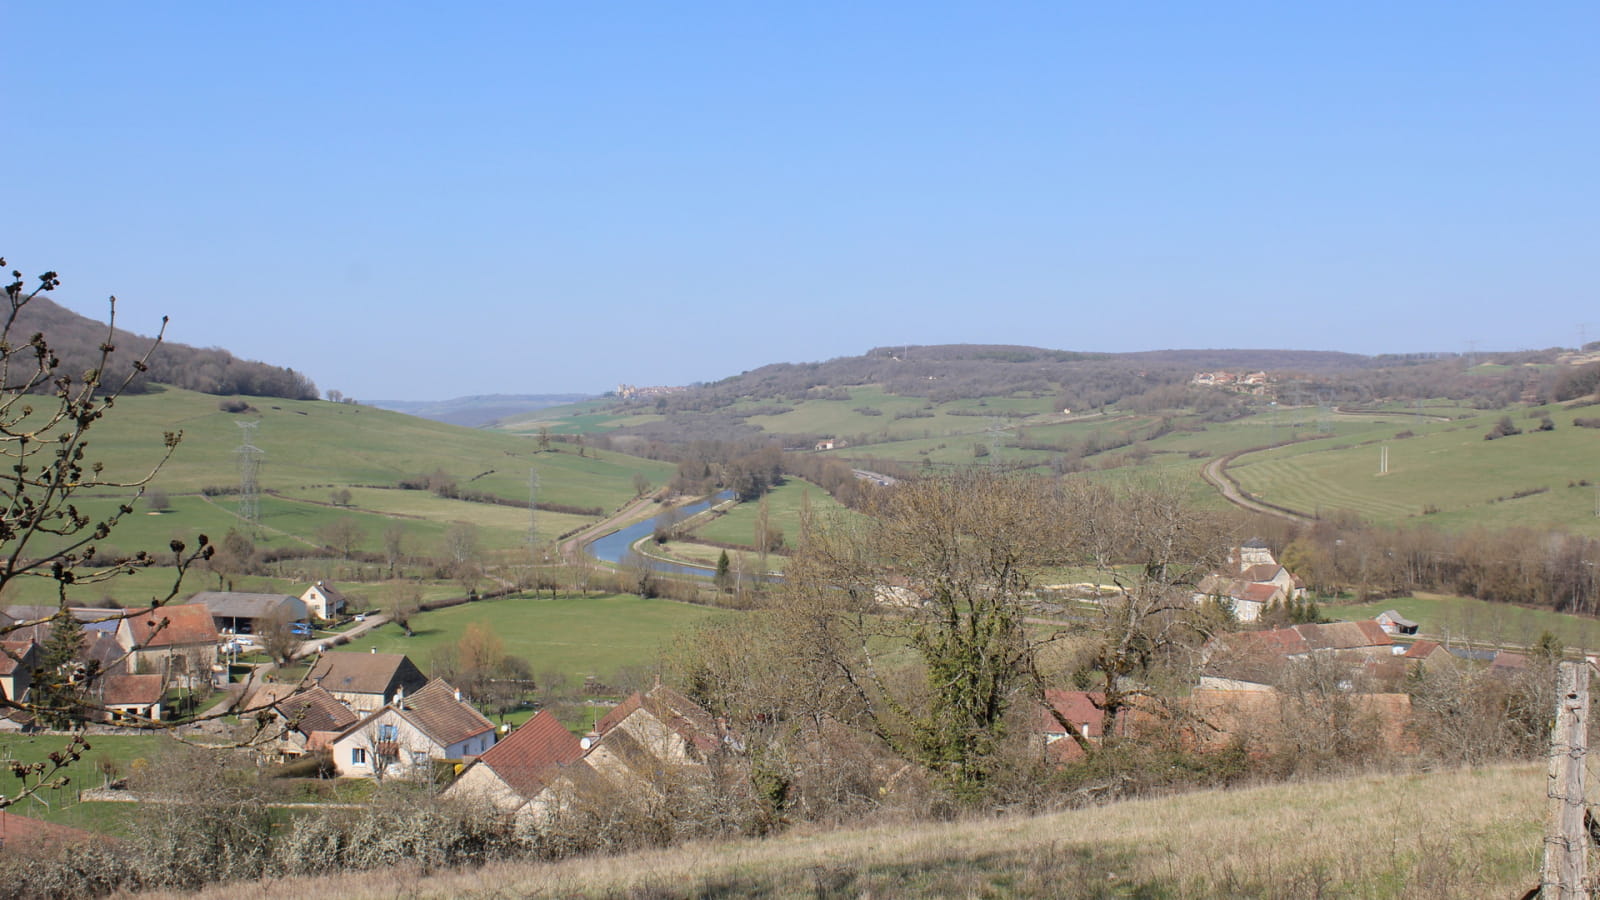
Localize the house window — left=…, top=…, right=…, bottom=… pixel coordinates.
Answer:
left=378, top=724, right=397, bottom=742
left=351, top=748, right=368, bottom=766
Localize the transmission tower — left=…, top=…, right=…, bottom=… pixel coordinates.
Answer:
left=527, top=468, right=540, bottom=546
left=235, top=420, right=263, bottom=528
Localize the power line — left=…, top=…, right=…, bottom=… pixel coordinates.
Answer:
left=235, top=420, right=262, bottom=529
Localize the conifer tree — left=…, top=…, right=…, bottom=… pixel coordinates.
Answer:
left=33, top=612, right=89, bottom=728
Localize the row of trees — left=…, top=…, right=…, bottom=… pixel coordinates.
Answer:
left=1251, top=513, right=1600, bottom=616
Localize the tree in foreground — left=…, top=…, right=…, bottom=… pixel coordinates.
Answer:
left=0, top=259, right=221, bottom=808
left=777, top=469, right=1074, bottom=796
left=745, top=470, right=1227, bottom=803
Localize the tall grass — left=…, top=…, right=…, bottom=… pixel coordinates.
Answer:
left=149, top=764, right=1543, bottom=900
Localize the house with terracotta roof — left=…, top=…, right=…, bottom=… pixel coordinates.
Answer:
left=94, top=674, right=165, bottom=723
left=249, top=684, right=360, bottom=758
left=516, top=684, right=730, bottom=824
left=1192, top=544, right=1305, bottom=622
left=329, top=678, right=497, bottom=780
left=443, top=709, right=582, bottom=811
left=587, top=684, right=725, bottom=765
left=1036, top=690, right=1143, bottom=761
left=1181, top=688, right=1414, bottom=756
left=301, top=651, right=428, bottom=714
left=1201, top=620, right=1396, bottom=688
left=115, top=604, right=220, bottom=689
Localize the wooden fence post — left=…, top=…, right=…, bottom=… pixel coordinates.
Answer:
left=1542, top=659, right=1589, bottom=898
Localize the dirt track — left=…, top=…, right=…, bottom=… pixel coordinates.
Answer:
left=1200, top=455, right=1314, bottom=524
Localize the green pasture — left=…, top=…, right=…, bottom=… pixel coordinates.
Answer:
left=745, top=388, right=1058, bottom=441
left=65, top=387, right=671, bottom=513
left=1229, top=404, right=1600, bottom=533
left=330, top=592, right=729, bottom=687
left=1324, top=592, right=1600, bottom=651
left=496, top=400, right=666, bottom=435
left=688, top=478, right=856, bottom=548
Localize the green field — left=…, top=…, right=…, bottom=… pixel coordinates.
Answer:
left=1324, top=591, right=1600, bottom=651
left=1230, top=404, right=1600, bottom=533
left=331, top=592, right=730, bottom=686
left=9, top=385, right=676, bottom=606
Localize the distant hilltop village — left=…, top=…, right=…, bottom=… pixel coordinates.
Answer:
left=1191, top=370, right=1275, bottom=393
left=615, top=383, right=689, bottom=400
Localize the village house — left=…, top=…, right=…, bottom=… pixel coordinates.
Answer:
left=0, top=641, right=37, bottom=702
left=512, top=684, right=728, bottom=824
left=1200, top=620, right=1395, bottom=689
left=190, top=591, right=308, bottom=636
left=115, top=604, right=221, bottom=689
left=330, top=678, right=497, bottom=780
left=1401, top=639, right=1457, bottom=671
left=1192, top=542, right=1306, bottom=622
left=301, top=651, right=429, bottom=714
left=94, top=674, right=165, bottom=724
left=443, top=709, right=583, bottom=812
left=1036, top=690, right=1143, bottom=762
left=299, top=582, right=347, bottom=621
left=1181, top=688, right=1414, bottom=756
left=246, top=683, right=359, bottom=759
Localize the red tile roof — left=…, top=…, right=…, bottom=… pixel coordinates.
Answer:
left=1038, top=690, right=1105, bottom=737
left=303, top=652, right=427, bottom=698
left=271, top=686, right=358, bottom=736
left=0, top=640, right=35, bottom=677
left=1403, top=640, right=1443, bottom=660
left=124, top=603, right=218, bottom=648
left=396, top=678, right=495, bottom=747
left=595, top=685, right=722, bottom=755
left=474, top=709, right=583, bottom=799
left=97, top=674, right=164, bottom=707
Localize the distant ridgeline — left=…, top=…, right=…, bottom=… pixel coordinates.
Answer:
left=15, top=296, right=319, bottom=400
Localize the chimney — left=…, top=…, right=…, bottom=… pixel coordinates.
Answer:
left=454, top=688, right=462, bottom=702
left=394, top=685, right=404, bottom=704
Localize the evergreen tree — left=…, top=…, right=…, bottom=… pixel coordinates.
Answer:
left=34, top=612, right=89, bottom=728
left=714, top=550, right=731, bottom=591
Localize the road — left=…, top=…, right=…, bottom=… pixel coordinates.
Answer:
left=1200, top=455, right=1314, bottom=524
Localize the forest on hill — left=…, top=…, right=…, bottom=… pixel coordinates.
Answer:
left=12, top=295, right=319, bottom=400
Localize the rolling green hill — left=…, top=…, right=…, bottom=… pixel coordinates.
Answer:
left=7, top=386, right=677, bottom=605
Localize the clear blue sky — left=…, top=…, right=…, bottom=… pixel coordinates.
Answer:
left=10, top=3, right=1597, bottom=401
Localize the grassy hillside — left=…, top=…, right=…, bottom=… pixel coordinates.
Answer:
left=5, top=386, right=676, bottom=605
left=1229, top=402, right=1600, bottom=534
left=157, top=763, right=1545, bottom=899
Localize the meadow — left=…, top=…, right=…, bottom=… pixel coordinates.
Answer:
left=154, top=763, right=1546, bottom=900
left=330, top=591, right=730, bottom=689
left=1229, top=403, right=1600, bottom=534
left=1323, top=591, right=1600, bottom=651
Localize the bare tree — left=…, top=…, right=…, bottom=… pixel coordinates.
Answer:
left=383, top=581, right=422, bottom=637
left=382, top=520, right=406, bottom=577
left=778, top=469, right=1073, bottom=796
left=0, top=259, right=224, bottom=809
left=316, top=516, right=364, bottom=559
left=258, top=607, right=302, bottom=666
left=1054, top=478, right=1228, bottom=749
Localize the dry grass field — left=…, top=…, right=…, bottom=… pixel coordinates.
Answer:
left=146, top=763, right=1545, bottom=899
